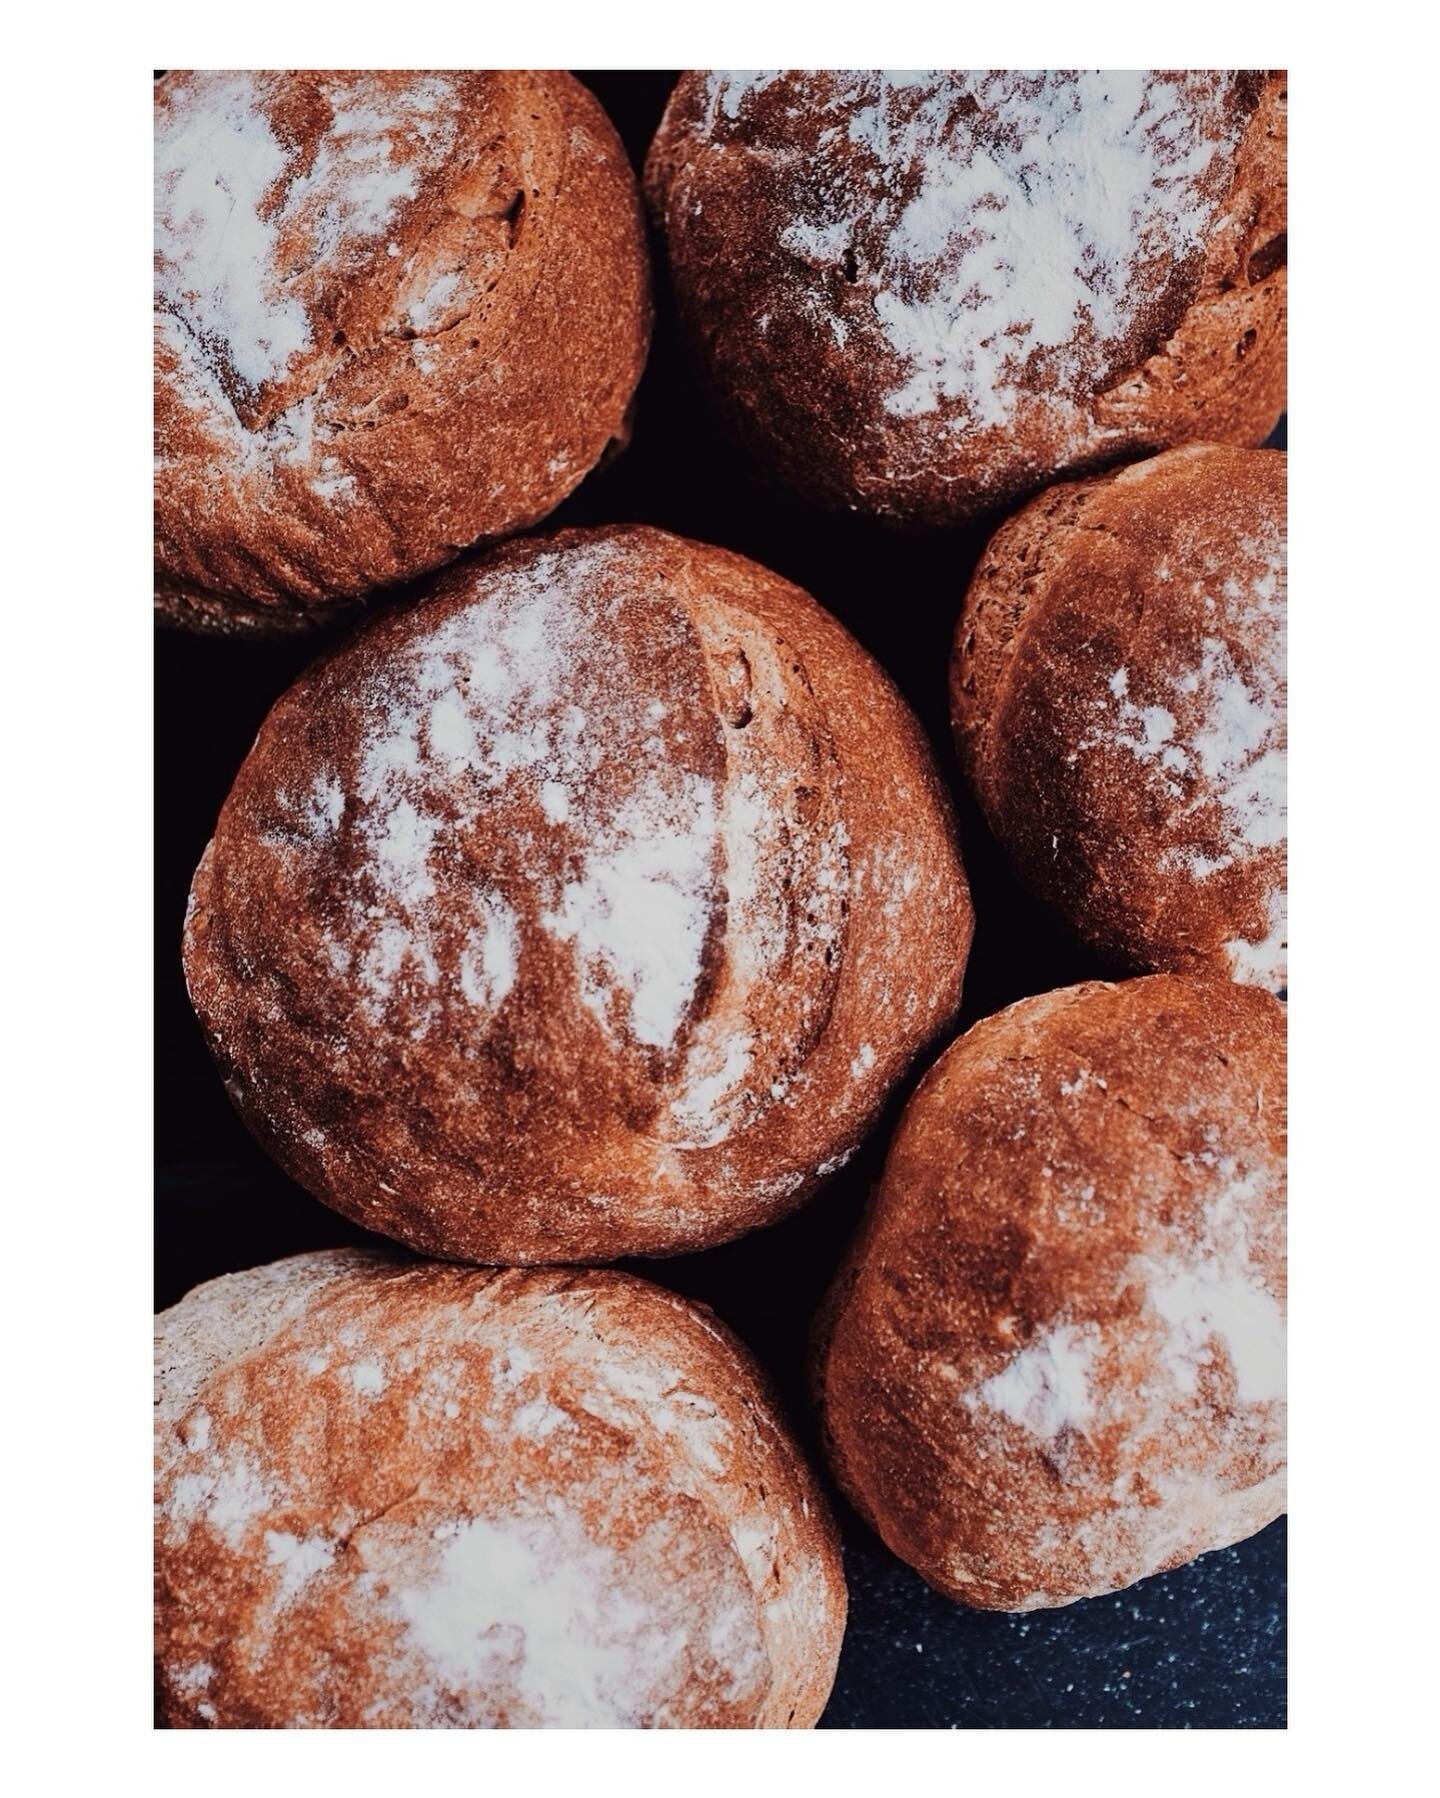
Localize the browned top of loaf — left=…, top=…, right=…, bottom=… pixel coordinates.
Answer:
left=155, top=1252, right=845, bottom=1727
left=953, top=443, right=1286, bottom=988
left=647, top=71, right=1286, bottom=524
left=183, top=526, right=972, bottom=1261
left=813, top=975, right=1286, bottom=1610
left=155, top=71, right=650, bottom=630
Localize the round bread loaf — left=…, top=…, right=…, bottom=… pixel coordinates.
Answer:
left=183, top=525, right=973, bottom=1261
left=647, top=70, right=1286, bottom=525
left=813, top=975, right=1286, bottom=1612
left=952, top=443, right=1286, bottom=990
left=155, top=1251, right=846, bottom=1727
left=155, top=71, right=650, bottom=633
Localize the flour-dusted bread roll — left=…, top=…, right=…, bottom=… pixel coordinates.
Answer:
left=813, top=976, right=1285, bottom=1612
left=952, top=443, right=1286, bottom=990
left=647, top=71, right=1286, bottom=525
left=155, top=71, right=650, bottom=633
left=183, top=526, right=973, bottom=1260
left=155, top=1251, right=846, bottom=1727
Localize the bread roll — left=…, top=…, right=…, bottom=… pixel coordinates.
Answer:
left=647, top=70, right=1286, bottom=525
left=183, top=526, right=972, bottom=1260
left=155, top=1251, right=845, bottom=1727
left=155, top=71, right=650, bottom=633
left=813, top=975, right=1285, bottom=1611
left=952, top=443, right=1286, bottom=990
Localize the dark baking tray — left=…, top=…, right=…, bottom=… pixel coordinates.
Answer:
left=154, top=70, right=1286, bottom=1730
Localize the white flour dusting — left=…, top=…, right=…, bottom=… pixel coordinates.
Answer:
left=1225, top=889, right=1287, bottom=987
left=585, top=1352, right=732, bottom=1477
left=155, top=71, right=462, bottom=397
left=391, top=1512, right=684, bottom=1727
left=1171, top=632, right=1286, bottom=870
left=1146, top=1260, right=1285, bottom=1404
left=967, top=1323, right=1101, bottom=1438
left=870, top=73, right=1233, bottom=422
left=1105, top=669, right=1189, bottom=787
left=1092, top=520, right=1286, bottom=886
left=156, top=75, right=311, bottom=388
left=1134, top=1157, right=1285, bottom=1406
left=669, top=1031, right=755, bottom=1145
left=711, top=71, right=1239, bottom=428
left=706, top=71, right=782, bottom=122
left=409, top=269, right=464, bottom=333
left=348, top=1360, right=387, bottom=1396
left=264, top=1529, right=336, bottom=1604
left=457, top=895, right=520, bottom=1013
left=285, top=541, right=734, bottom=1054
left=163, top=1452, right=275, bottom=1549
left=545, top=776, right=719, bottom=1051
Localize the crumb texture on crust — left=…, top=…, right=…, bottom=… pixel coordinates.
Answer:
left=183, top=526, right=972, bottom=1261
left=953, top=442, right=1286, bottom=990
left=813, top=975, right=1286, bottom=1611
left=647, top=70, right=1286, bottom=523
left=155, top=1253, right=846, bottom=1728
left=155, top=70, right=651, bottom=626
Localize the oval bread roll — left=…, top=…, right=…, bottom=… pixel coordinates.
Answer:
left=155, top=1251, right=847, bottom=1727
left=155, top=70, right=651, bottom=632
left=183, top=526, right=973, bottom=1260
left=647, top=70, right=1285, bottom=525
left=952, top=443, right=1286, bottom=990
left=813, top=975, right=1286, bottom=1611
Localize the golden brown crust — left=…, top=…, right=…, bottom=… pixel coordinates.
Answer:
left=813, top=975, right=1286, bottom=1611
left=183, top=526, right=973, bottom=1261
left=155, top=71, right=651, bottom=631
left=647, top=70, right=1285, bottom=525
left=952, top=443, right=1286, bottom=989
left=155, top=1251, right=846, bottom=1727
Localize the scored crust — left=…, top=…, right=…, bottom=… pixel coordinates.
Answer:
left=182, top=525, right=973, bottom=1261
left=952, top=442, right=1286, bottom=989
left=647, top=70, right=1286, bottom=525
left=155, top=1251, right=846, bottom=1728
left=155, top=71, right=651, bottom=631
left=812, top=975, right=1286, bottom=1611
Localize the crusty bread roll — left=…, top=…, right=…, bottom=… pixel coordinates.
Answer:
left=155, top=1251, right=845, bottom=1727
left=155, top=71, right=650, bottom=634
left=183, top=526, right=973, bottom=1261
left=813, top=975, right=1285, bottom=1612
left=952, top=443, right=1286, bottom=990
left=647, top=71, right=1285, bottom=525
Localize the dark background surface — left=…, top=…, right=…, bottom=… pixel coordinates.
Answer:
left=155, top=70, right=1286, bottom=1729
